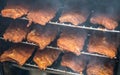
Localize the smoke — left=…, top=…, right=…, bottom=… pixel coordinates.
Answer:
left=0, top=0, right=6, bottom=11
left=91, top=0, right=120, bottom=19
left=61, top=0, right=120, bottom=20
left=63, top=0, right=92, bottom=11
left=30, top=0, right=62, bottom=10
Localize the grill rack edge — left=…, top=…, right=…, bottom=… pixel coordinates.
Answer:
left=0, top=14, right=120, bottom=33
left=0, top=37, right=116, bottom=59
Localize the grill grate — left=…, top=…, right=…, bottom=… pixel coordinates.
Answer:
left=0, top=37, right=114, bottom=58
left=49, top=21, right=120, bottom=33
left=11, top=63, right=81, bottom=75
left=0, top=14, right=120, bottom=33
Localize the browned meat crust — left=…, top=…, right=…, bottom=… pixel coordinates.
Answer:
left=59, top=0, right=90, bottom=25
left=33, top=48, right=61, bottom=70
left=88, top=31, right=119, bottom=58
left=90, top=0, right=119, bottom=30
left=57, top=28, right=87, bottom=55
left=27, top=0, right=61, bottom=26
left=61, top=53, right=87, bottom=73
left=87, top=56, right=114, bottom=75
left=59, top=10, right=88, bottom=25
left=27, top=24, right=58, bottom=49
left=0, top=44, right=35, bottom=65
left=1, top=0, right=31, bottom=19
left=90, top=14, right=118, bottom=30
left=3, top=19, right=29, bottom=43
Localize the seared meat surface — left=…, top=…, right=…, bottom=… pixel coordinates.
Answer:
left=33, top=48, right=61, bottom=70
left=0, top=44, right=35, bottom=65
left=88, top=31, right=119, bottom=58
left=57, top=28, right=87, bottom=55
left=61, top=53, right=87, bottom=73
left=59, top=10, right=88, bottom=25
left=27, top=24, right=58, bottom=49
left=1, top=0, right=31, bottom=19
left=90, top=0, right=119, bottom=30
left=27, top=0, right=61, bottom=26
left=87, top=56, right=114, bottom=75
left=3, top=19, right=29, bottom=43
left=90, top=13, right=118, bottom=30
left=59, top=0, right=91, bottom=25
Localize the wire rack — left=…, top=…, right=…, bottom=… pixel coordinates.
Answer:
left=49, top=21, right=120, bottom=33
left=0, top=14, right=120, bottom=33
left=0, top=37, right=114, bottom=58
left=11, top=63, right=81, bottom=75
left=0, top=14, right=119, bottom=75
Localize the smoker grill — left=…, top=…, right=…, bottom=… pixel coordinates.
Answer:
left=0, top=0, right=120, bottom=75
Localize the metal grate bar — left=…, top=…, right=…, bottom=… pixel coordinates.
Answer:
left=49, top=21, right=120, bottom=33
left=0, top=14, right=120, bottom=33
left=12, top=63, right=81, bottom=75
left=0, top=37, right=113, bottom=58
